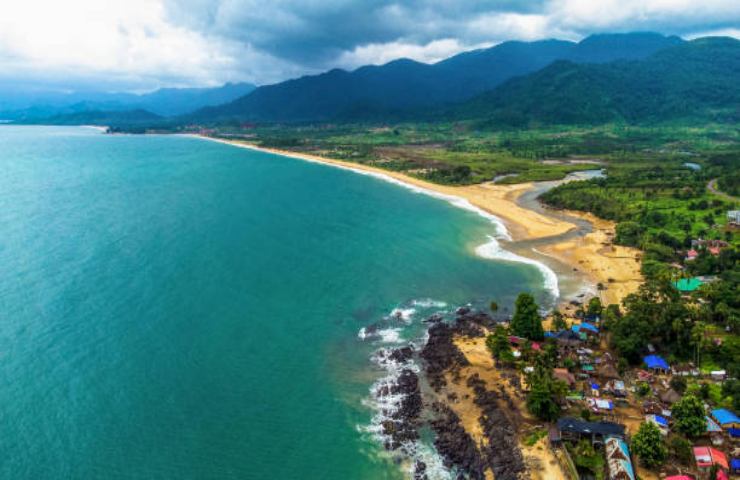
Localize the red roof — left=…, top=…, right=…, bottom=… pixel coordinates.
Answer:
left=665, top=476, right=693, bottom=480
left=694, top=446, right=728, bottom=470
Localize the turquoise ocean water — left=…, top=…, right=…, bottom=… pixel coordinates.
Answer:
left=0, top=126, right=552, bottom=479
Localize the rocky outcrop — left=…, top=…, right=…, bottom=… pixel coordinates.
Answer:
left=420, top=322, right=470, bottom=390
left=467, top=374, right=526, bottom=479
left=380, top=368, right=423, bottom=450
left=429, top=402, right=487, bottom=479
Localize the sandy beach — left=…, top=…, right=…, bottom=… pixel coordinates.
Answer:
left=198, top=136, right=642, bottom=307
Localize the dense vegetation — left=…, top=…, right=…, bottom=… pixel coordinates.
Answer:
left=454, top=38, right=740, bottom=126
left=191, top=33, right=682, bottom=123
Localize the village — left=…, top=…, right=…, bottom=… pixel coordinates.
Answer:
left=473, top=241, right=739, bottom=480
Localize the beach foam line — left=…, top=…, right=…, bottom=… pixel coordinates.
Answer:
left=476, top=235, right=560, bottom=300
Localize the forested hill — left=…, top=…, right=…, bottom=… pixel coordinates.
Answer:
left=192, top=32, right=683, bottom=122
left=451, top=37, right=740, bottom=126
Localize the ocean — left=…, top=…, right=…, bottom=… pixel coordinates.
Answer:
left=0, top=126, right=554, bottom=479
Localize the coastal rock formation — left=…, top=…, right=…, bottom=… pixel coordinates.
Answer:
left=379, top=368, right=422, bottom=450
left=468, top=375, right=526, bottom=479
left=429, top=402, right=487, bottom=479
left=420, top=322, right=470, bottom=390
left=418, top=310, right=526, bottom=480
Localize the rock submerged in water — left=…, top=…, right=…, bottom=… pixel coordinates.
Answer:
left=378, top=366, right=423, bottom=450
left=430, top=402, right=487, bottom=479
left=371, top=308, right=525, bottom=479
left=419, top=310, right=526, bottom=480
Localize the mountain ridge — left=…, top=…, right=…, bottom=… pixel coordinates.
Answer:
left=193, top=32, right=684, bottom=122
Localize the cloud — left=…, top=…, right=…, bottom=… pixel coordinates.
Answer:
left=0, top=0, right=738, bottom=91
left=335, top=38, right=493, bottom=70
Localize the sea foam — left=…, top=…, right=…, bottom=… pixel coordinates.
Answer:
left=476, top=235, right=560, bottom=300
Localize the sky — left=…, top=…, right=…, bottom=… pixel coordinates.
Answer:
left=1, top=0, right=738, bottom=92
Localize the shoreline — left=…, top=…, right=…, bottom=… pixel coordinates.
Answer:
left=194, top=135, right=641, bottom=308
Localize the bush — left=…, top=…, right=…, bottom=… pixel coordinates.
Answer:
left=669, top=436, right=693, bottom=465
left=632, top=422, right=667, bottom=468
left=670, top=376, right=687, bottom=394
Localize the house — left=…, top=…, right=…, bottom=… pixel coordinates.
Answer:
left=673, top=364, right=700, bottom=377
left=712, top=409, right=740, bottom=430
left=598, top=363, right=620, bottom=380
left=728, top=210, right=740, bottom=226
left=732, top=458, right=740, bottom=475
left=572, top=322, right=599, bottom=335
left=686, top=249, right=699, bottom=261
left=660, top=388, right=681, bottom=405
left=673, top=277, right=704, bottom=292
left=711, top=370, right=727, bottom=381
left=556, top=417, right=625, bottom=446
left=605, top=436, right=636, bottom=480
left=605, top=379, right=627, bottom=397
left=644, top=355, right=670, bottom=374
left=554, top=330, right=581, bottom=348
left=647, top=414, right=669, bottom=435
left=693, top=446, right=729, bottom=471
left=707, top=416, right=723, bottom=433
left=553, top=368, right=576, bottom=388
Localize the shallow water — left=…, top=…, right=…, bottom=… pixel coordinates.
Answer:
left=0, top=126, right=552, bottom=479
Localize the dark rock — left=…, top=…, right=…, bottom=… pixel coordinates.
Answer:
left=455, top=306, right=471, bottom=315
left=420, top=322, right=469, bottom=391
left=429, top=402, right=487, bottom=480
left=467, top=376, right=526, bottom=479
left=388, top=346, right=415, bottom=363
left=413, top=460, right=428, bottom=480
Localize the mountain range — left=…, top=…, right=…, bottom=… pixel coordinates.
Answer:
left=8, top=32, right=740, bottom=127
left=194, top=32, right=685, bottom=122
left=453, top=36, right=740, bottom=126
left=0, top=82, right=256, bottom=121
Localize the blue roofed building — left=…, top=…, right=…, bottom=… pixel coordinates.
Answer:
left=644, top=355, right=670, bottom=373
left=712, top=408, right=740, bottom=429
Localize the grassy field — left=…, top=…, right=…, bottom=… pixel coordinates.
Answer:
left=209, top=122, right=739, bottom=186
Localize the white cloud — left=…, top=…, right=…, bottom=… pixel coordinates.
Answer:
left=335, top=38, right=492, bottom=69
left=686, top=28, right=740, bottom=40
left=548, top=0, right=740, bottom=31
left=0, top=0, right=248, bottom=89
left=0, top=0, right=738, bottom=91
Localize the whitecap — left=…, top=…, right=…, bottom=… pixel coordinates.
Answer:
left=389, top=308, right=416, bottom=322
left=475, top=235, right=560, bottom=300
left=410, top=299, right=448, bottom=309
left=376, top=328, right=404, bottom=344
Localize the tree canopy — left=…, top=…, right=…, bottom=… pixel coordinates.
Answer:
left=631, top=421, right=667, bottom=468
left=511, top=293, right=544, bottom=340
left=672, top=394, right=706, bottom=438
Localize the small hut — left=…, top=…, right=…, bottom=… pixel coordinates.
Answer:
left=598, top=362, right=620, bottom=380
left=659, top=388, right=681, bottom=405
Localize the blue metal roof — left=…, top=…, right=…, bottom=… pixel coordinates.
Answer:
left=653, top=415, right=669, bottom=427
left=732, top=458, right=740, bottom=470
left=643, top=355, right=669, bottom=370
left=712, top=408, right=740, bottom=426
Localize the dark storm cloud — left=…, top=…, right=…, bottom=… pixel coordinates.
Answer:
left=164, top=0, right=549, bottom=65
